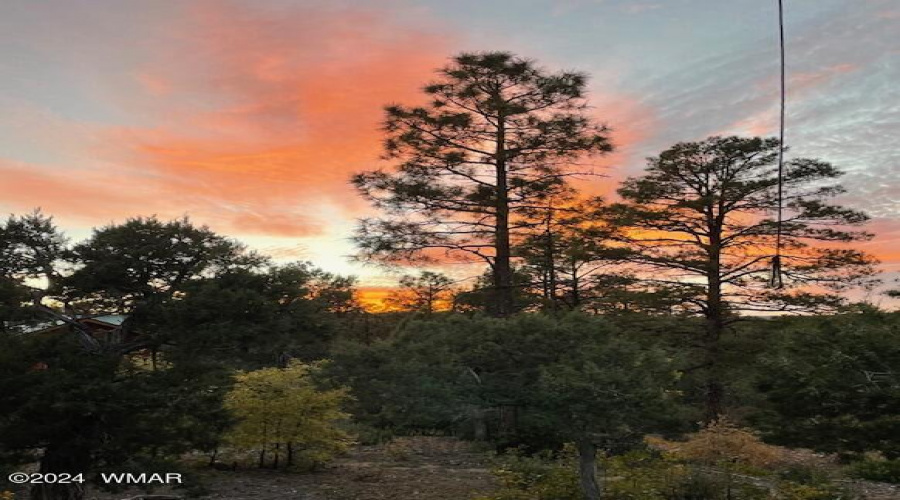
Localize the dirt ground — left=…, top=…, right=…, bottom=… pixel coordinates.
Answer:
left=87, top=437, right=497, bottom=500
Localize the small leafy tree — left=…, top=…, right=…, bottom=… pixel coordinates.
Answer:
left=454, top=266, right=542, bottom=313
left=605, top=136, right=878, bottom=419
left=353, top=52, right=612, bottom=316
left=583, top=273, right=689, bottom=315
left=224, top=361, right=351, bottom=469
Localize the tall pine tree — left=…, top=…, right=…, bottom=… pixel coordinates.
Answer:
left=605, top=136, right=878, bottom=419
left=353, top=52, right=612, bottom=316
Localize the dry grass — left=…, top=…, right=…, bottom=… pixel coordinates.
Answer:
left=646, top=418, right=783, bottom=468
left=84, top=436, right=495, bottom=500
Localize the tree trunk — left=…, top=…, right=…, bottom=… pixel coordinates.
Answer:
left=703, top=300, right=726, bottom=420
left=545, top=222, right=558, bottom=308
left=31, top=445, right=88, bottom=500
left=576, top=439, right=603, bottom=500
left=30, top=485, right=85, bottom=500
left=492, top=114, right=514, bottom=317
left=704, top=218, right=726, bottom=422
left=498, top=405, right=518, bottom=439
left=471, top=406, right=489, bottom=441
left=705, top=375, right=724, bottom=423
left=570, top=261, right=581, bottom=308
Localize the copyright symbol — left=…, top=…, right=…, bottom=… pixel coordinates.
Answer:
left=8, top=472, right=29, bottom=484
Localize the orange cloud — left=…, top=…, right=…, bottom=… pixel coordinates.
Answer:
left=857, top=218, right=900, bottom=269
left=0, top=159, right=169, bottom=220
left=228, top=212, right=321, bottom=238
left=791, top=63, right=859, bottom=89
left=1, top=0, right=662, bottom=250
left=3, top=1, right=451, bottom=239
left=104, top=1, right=450, bottom=232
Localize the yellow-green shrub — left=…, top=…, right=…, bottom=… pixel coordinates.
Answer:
left=224, top=360, right=352, bottom=469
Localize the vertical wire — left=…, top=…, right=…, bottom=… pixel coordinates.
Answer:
left=772, top=0, right=786, bottom=288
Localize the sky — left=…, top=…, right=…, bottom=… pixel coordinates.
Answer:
left=1, top=0, right=898, bottom=300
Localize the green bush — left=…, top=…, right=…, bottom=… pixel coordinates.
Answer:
left=754, top=312, right=900, bottom=459
left=475, top=448, right=773, bottom=500
left=848, top=459, right=900, bottom=484
left=605, top=451, right=770, bottom=500
left=776, top=464, right=832, bottom=485
left=474, top=448, right=581, bottom=500
left=774, top=482, right=851, bottom=500
left=345, top=422, right=396, bottom=446
left=474, top=447, right=859, bottom=500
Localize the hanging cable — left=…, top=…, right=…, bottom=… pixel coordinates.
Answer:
left=770, top=0, right=786, bottom=289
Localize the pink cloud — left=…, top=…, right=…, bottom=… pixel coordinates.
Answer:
left=725, top=63, right=861, bottom=136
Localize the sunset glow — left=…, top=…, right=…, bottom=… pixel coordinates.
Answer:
left=2, top=0, right=898, bottom=301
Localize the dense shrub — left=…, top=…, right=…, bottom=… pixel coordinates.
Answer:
left=754, top=312, right=900, bottom=459
left=475, top=448, right=775, bottom=500
left=473, top=448, right=583, bottom=500
left=474, top=446, right=857, bottom=500
left=330, top=313, right=686, bottom=442
left=776, top=464, right=833, bottom=486
left=847, top=458, right=900, bottom=484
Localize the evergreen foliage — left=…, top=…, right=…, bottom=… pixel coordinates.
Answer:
left=754, top=313, right=900, bottom=459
